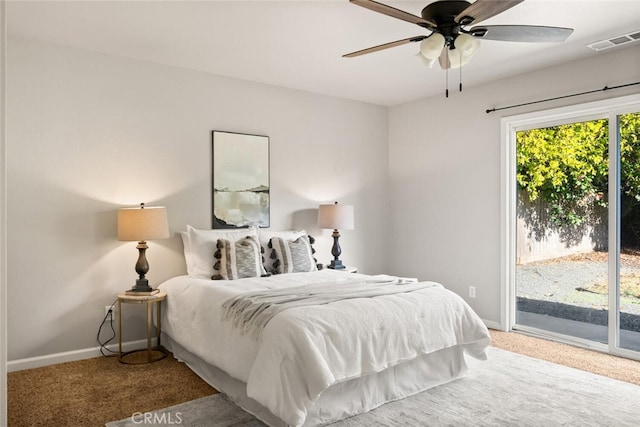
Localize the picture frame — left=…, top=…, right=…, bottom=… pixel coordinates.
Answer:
left=212, top=130, right=270, bottom=229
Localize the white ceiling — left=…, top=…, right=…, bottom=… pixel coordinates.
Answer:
left=7, top=0, right=640, bottom=106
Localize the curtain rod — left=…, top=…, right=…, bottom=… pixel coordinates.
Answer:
left=485, top=81, right=640, bottom=114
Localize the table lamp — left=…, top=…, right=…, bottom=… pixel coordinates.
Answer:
left=318, top=201, right=354, bottom=269
left=118, top=203, right=169, bottom=294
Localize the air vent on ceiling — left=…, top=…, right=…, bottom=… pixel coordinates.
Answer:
left=587, top=31, right=640, bottom=51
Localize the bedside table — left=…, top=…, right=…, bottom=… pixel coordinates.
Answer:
left=117, top=291, right=168, bottom=364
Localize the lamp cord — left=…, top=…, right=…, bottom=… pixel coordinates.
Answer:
left=96, top=299, right=118, bottom=357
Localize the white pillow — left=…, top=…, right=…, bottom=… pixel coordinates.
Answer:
left=258, top=230, right=308, bottom=273
left=180, top=231, right=192, bottom=274
left=183, top=225, right=259, bottom=278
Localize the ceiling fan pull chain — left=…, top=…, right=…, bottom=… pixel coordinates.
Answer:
left=459, top=51, right=463, bottom=92
left=445, top=66, right=449, bottom=98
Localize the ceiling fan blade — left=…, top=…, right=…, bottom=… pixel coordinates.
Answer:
left=343, top=35, right=427, bottom=58
left=438, top=47, right=451, bottom=70
left=350, top=0, right=436, bottom=28
left=470, top=25, right=574, bottom=42
left=456, top=0, right=524, bottom=25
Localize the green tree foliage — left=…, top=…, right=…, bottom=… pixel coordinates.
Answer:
left=516, top=112, right=640, bottom=240
left=620, top=112, right=640, bottom=245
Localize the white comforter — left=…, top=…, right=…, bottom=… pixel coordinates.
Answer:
left=159, top=270, right=490, bottom=427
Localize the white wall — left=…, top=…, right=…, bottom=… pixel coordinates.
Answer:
left=388, top=45, right=640, bottom=324
left=1, top=1, right=8, bottom=422
left=6, top=38, right=389, bottom=361
left=8, top=35, right=639, bottom=366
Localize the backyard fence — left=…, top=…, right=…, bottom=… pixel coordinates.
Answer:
left=517, top=190, right=608, bottom=264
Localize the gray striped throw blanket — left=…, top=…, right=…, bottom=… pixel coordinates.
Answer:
left=220, top=276, right=440, bottom=339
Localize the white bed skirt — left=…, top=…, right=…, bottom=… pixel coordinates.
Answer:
left=162, top=332, right=470, bottom=426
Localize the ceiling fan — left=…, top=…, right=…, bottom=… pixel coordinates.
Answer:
left=344, top=0, right=574, bottom=70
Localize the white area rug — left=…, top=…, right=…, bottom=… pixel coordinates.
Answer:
left=106, top=347, right=639, bottom=426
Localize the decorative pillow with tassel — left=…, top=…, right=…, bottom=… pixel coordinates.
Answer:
left=183, top=225, right=258, bottom=279
left=258, top=230, right=308, bottom=273
left=213, top=236, right=267, bottom=280
left=270, top=234, right=318, bottom=274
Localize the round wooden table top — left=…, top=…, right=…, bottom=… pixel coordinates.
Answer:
left=117, top=290, right=167, bottom=303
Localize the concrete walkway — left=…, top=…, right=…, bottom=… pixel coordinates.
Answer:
left=516, top=259, right=640, bottom=352
left=517, top=259, right=640, bottom=315
left=517, top=311, right=640, bottom=352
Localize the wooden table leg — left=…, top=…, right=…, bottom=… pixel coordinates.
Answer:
left=156, top=299, right=162, bottom=348
left=118, top=300, right=123, bottom=360
left=146, top=300, right=152, bottom=362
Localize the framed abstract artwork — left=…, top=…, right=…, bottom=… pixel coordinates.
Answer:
left=212, top=131, right=270, bottom=229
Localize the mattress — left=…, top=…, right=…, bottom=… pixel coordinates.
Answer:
left=158, top=270, right=490, bottom=426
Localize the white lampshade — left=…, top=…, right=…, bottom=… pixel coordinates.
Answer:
left=419, top=33, right=446, bottom=60
left=118, top=204, right=169, bottom=242
left=318, top=202, right=354, bottom=231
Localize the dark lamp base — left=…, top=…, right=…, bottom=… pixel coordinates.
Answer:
left=130, top=278, right=153, bottom=293
left=131, top=241, right=154, bottom=293
left=328, top=260, right=345, bottom=270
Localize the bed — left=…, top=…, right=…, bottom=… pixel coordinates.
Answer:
left=158, top=226, right=491, bottom=426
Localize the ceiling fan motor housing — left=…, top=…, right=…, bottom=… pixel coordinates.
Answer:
left=421, top=0, right=472, bottom=46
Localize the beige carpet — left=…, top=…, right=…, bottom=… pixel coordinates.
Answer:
left=490, top=329, right=640, bottom=385
left=7, top=352, right=216, bottom=427
left=7, top=329, right=640, bottom=426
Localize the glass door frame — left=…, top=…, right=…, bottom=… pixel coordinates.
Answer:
left=501, top=93, right=640, bottom=360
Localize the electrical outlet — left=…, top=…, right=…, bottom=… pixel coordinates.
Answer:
left=469, top=286, right=476, bottom=298
left=105, top=305, right=117, bottom=318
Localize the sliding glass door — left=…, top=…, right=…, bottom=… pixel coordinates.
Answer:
left=515, top=117, right=610, bottom=345
left=504, top=95, right=640, bottom=359
left=618, top=112, right=640, bottom=352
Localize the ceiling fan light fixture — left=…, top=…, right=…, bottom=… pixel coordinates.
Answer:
left=447, top=47, right=473, bottom=69
left=454, top=33, right=480, bottom=57
left=416, top=52, right=437, bottom=68
left=419, top=33, right=446, bottom=60
left=443, top=33, right=480, bottom=69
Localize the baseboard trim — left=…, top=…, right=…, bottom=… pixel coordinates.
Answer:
left=482, top=318, right=504, bottom=331
left=7, top=338, right=158, bottom=372
left=9, top=318, right=504, bottom=372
